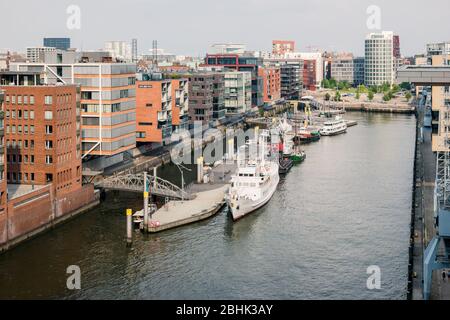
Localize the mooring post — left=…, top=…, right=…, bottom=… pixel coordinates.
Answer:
left=126, top=209, right=132, bottom=247
left=143, top=172, right=149, bottom=233
left=197, top=156, right=204, bottom=183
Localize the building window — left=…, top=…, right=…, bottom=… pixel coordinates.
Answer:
left=30, top=110, right=35, bottom=119
left=30, top=125, right=35, bottom=134
left=30, top=96, right=35, bottom=105
left=45, top=125, right=53, bottom=134
left=44, top=111, right=53, bottom=120
left=44, top=96, right=53, bottom=105
left=45, top=140, right=53, bottom=149
left=46, top=173, right=53, bottom=182
left=45, top=155, right=53, bottom=164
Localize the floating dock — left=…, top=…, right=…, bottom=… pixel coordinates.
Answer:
left=145, top=185, right=228, bottom=233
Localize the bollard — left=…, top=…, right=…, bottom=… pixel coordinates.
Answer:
left=126, top=209, right=132, bottom=247
left=197, top=156, right=204, bottom=183
left=143, top=172, right=149, bottom=233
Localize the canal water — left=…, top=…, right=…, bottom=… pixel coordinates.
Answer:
left=0, top=112, right=416, bottom=299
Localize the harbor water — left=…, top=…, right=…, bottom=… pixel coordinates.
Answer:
left=0, top=112, right=416, bottom=299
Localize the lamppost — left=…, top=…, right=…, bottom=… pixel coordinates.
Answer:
left=175, top=163, right=191, bottom=201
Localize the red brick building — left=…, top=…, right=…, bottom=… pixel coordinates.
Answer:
left=303, top=60, right=317, bottom=91
left=272, top=40, right=295, bottom=56
left=259, top=66, right=281, bottom=103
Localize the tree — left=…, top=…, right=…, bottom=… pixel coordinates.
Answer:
left=400, top=82, right=412, bottom=91
left=391, top=84, right=400, bottom=93
left=368, top=91, right=374, bottom=101
left=356, top=90, right=360, bottom=100
left=325, top=92, right=331, bottom=101
left=334, top=91, right=341, bottom=102
left=258, top=108, right=265, bottom=117
left=322, top=79, right=330, bottom=89
left=405, top=92, right=412, bottom=102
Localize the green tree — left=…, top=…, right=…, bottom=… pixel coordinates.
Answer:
left=405, top=92, right=412, bottom=102
left=355, top=90, right=360, bottom=100
left=322, top=79, right=330, bottom=89
left=334, top=91, right=341, bottom=102
left=324, top=92, right=331, bottom=101
left=368, top=91, right=374, bottom=101
left=259, top=108, right=264, bottom=117
left=400, top=82, right=412, bottom=91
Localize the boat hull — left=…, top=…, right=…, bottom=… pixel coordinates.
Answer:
left=320, top=128, right=347, bottom=136
left=228, top=173, right=280, bottom=221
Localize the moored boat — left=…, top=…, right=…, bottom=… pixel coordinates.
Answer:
left=319, top=116, right=347, bottom=136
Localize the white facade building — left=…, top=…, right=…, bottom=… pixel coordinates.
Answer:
left=26, top=47, right=57, bottom=63
left=104, top=41, right=132, bottom=62
left=364, top=31, right=394, bottom=86
left=224, top=71, right=252, bottom=115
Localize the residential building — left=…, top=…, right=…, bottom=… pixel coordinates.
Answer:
left=104, top=41, right=132, bottom=62
left=280, top=63, right=302, bottom=100
left=188, top=73, right=225, bottom=126
left=171, top=78, right=189, bottom=132
left=259, top=66, right=281, bottom=104
left=330, top=53, right=354, bottom=84
left=209, top=44, right=246, bottom=55
left=285, top=52, right=323, bottom=90
left=364, top=31, right=395, bottom=86
left=224, top=71, right=252, bottom=115
left=26, top=47, right=57, bottom=63
left=10, top=52, right=137, bottom=159
left=303, top=59, right=317, bottom=91
left=43, top=38, right=71, bottom=50
left=203, top=54, right=263, bottom=108
left=272, top=40, right=295, bottom=56
left=353, top=57, right=365, bottom=86
left=135, top=73, right=173, bottom=146
left=426, top=41, right=450, bottom=64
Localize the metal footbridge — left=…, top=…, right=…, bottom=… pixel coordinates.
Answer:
left=97, top=172, right=194, bottom=200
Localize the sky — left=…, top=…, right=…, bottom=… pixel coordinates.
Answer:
left=1, top=0, right=449, bottom=57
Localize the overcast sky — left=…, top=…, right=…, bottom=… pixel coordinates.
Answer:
left=1, top=0, right=449, bottom=57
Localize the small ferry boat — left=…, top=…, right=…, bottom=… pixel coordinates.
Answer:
left=319, top=116, right=347, bottom=136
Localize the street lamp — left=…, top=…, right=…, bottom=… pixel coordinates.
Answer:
left=175, top=163, right=191, bottom=201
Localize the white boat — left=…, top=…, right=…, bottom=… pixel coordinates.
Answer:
left=319, top=116, right=347, bottom=136
left=227, top=133, right=280, bottom=221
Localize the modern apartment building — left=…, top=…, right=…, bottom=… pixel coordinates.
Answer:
left=10, top=52, right=137, bottom=158
left=364, top=31, right=395, bottom=86
left=353, top=57, right=365, bottom=86
left=43, top=38, right=71, bottom=50
left=426, top=41, right=450, bottom=64
left=224, top=71, right=252, bottom=115
left=330, top=54, right=354, bottom=84
left=188, top=73, right=225, bottom=126
left=171, top=78, right=189, bottom=132
left=272, top=40, right=295, bottom=56
left=259, top=66, right=281, bottom=104
left=135, top=73, right=173, bottom=146
left=303, top=59, right=317, bottom=91
left=26, top=47, right=57, bottom=63
left=203, top=54, right=263, bottom=108
left=280, top=63, right=302, bottom=100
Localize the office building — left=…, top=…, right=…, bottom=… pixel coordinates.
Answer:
left=353, top=57, right=365, bottom=86
left=393, top=35, right=401, bottom=59
left=26, top=47, right=57, bottom=63
left=0, top=70, right=96, bottom=250
left=43, top=38, right=71, bottom=51
left=426, top=41, right=450, bottom=64
left=330, top=53, right=354, bottom=84
left=364, top=31, right=395, bottom=86
left=272, top=40, right=295, bottom=56
left=171, top=78, right=189, bottom=132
